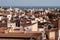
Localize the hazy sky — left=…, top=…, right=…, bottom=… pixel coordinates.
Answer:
left=0, top=0, right=60, bottom=6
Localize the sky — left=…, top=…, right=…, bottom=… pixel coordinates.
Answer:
left=0, top=0, right=60, bottom=6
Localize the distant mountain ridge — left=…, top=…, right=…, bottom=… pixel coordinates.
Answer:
left=1, top=6, right=60, bottom=9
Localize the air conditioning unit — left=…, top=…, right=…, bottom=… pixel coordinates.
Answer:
left=0, top=16, right=3, bottom=21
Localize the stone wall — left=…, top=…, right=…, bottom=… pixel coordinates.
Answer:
left=0, top=38, right=34, bottom=40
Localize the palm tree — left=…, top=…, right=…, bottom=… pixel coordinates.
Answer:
left=47, top=13, right=57, bottom=19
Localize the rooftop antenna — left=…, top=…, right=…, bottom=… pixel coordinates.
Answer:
left=9, top=0, right=15, bottom=11
left=10, top=0, right=14, bottom=8
left=0, top=0, right=4, bottom=7
left=10, top=0, right=12, bottom=9
left=0, top=0, right=2, bottom=7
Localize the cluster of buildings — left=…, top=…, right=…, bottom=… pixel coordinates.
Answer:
left=0, top=6, right=60, bottom=40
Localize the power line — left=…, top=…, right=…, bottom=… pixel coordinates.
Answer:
left=0, top=0, right=15, bottom=7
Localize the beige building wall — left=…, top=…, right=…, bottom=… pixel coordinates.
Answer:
left=49, top=31, right=55, bottom=39
left=31, top=22, right=38, bottom=31
left=7, top=22, right=16, bottom=29
left=58, top=30, right=60, bottom=40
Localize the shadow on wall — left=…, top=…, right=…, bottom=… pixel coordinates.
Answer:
left=0, top=37, right=35, bottom=40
